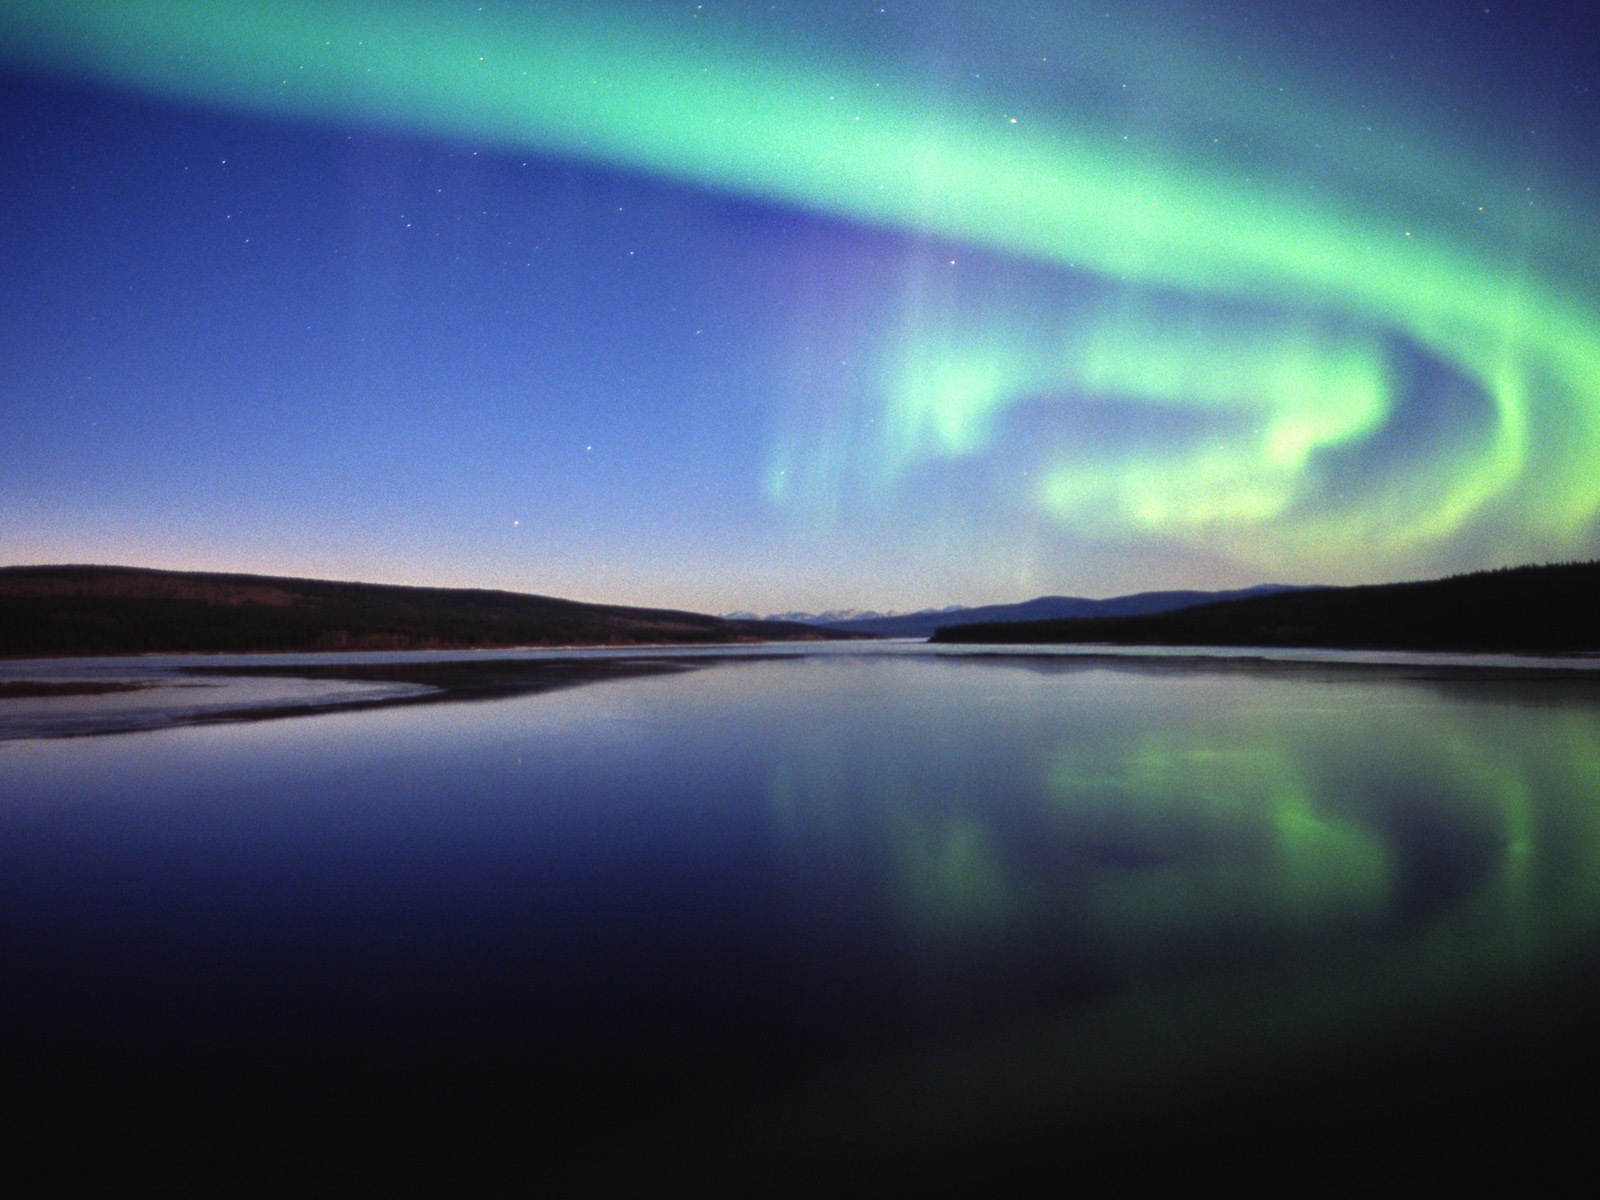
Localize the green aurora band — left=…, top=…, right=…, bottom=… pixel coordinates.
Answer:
left=6, top=0, right=1598, bottom=575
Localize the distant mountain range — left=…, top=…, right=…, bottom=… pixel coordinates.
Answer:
left=0, top=566, right=857, bottom=657
left=721, top=607, right=932, bottom=625
left=931, top=561, right=1600, bottom=654
left=732, top=585, right=1304, bottom=639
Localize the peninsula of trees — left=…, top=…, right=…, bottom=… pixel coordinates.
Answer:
left=0, top=566, right=854, bottom=657
left=931, top=561, right=1600, bottom=654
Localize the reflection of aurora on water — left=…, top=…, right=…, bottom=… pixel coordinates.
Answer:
left=5, top=1, right=1599, bottom=583
left=4, top=647, right=1598, bottom=1184
left=759, top=660, right=1600, bottom=1146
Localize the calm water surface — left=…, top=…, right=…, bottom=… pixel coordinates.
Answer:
left=3, top=645, right=1598, bottom=1186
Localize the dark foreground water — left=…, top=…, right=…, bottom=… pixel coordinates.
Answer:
left=3, top=646, right=1599, bottom=1189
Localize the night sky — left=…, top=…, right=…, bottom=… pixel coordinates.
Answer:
left=4, top=1, right=1599, bottom=614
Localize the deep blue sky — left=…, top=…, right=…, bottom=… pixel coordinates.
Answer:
left=4, top=1, right=1599, bottom=613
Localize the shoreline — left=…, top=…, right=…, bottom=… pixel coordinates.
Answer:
left=5, top=642, right=1599, bottom=742
left=0, top=655, right=705, bottom=742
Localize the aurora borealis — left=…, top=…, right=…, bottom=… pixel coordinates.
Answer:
left=3, top=1, right=1598, bottom=610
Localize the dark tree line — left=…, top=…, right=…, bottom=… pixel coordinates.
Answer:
left=933, top=560, right=1600, bottom=653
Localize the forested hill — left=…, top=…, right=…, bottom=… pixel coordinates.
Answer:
left=0, top=566, right=853, bottom=656
left=931, top=561, right=1600, bottom=654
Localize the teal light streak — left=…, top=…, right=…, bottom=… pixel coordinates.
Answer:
left=5, top=0, right=1598, bottom=570
left=1035, top=305, right=1393, bottom=534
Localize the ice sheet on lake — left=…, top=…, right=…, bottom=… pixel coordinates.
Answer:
left=0, top=666, right=434, bottom=741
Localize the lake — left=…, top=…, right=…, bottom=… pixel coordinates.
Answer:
left=3, top=644, right=1598, bottom=1188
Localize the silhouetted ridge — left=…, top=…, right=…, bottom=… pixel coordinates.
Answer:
left=0, top=565, right=852, bottom=656
left=930, top=561, right=1600, bottom=653
left=811, top=584, right=1302, bottom=637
